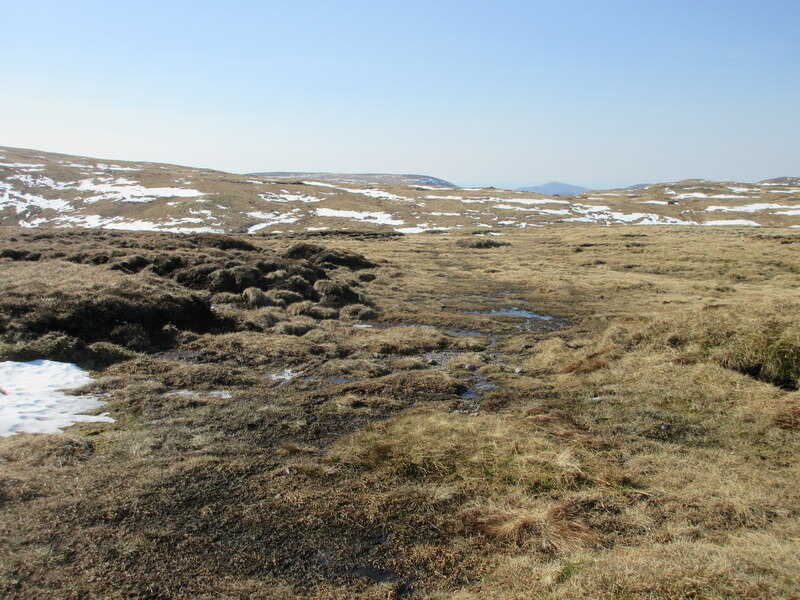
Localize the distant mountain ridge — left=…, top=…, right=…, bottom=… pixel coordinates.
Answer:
left=516, top=182, right=590, bottom=196
left=250, top=172, right=455, bottom=187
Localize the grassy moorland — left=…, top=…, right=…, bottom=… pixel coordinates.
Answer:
left=0, top=225, right=798, bottom=599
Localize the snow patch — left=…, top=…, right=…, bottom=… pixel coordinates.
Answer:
left=74, top=178, right=205, bottom=203
left=492, top=197, right=570, bottom=206
left=259, top=192, right=323, bottom=203
left=0, top=162, right=45, bottom=170
left=247, top=210, right=302, bottom=233
left=702, top=219, right=761, bottom=226
left=706, top=203, right=790, bottom=212
left=315, top=208, right=404, bottom=226
left=0, top=182, right=72, bottom=213
left=394, top=224, right=453, bottom=234
left=0, top=360, right=114, bottom=436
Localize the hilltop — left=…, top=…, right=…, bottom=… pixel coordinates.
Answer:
left=249, top=171, right=455, bottom=187
left=1, top=146, right=799, bottom=235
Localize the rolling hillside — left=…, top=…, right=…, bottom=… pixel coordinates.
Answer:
left=2, top=146, right=799, bottom=235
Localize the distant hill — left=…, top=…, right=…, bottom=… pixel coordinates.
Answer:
left=249, top=172, right=455, bottom=187
left=760, top=177, right=800, bottom=185
left=516, top=182, right=590, bottom=196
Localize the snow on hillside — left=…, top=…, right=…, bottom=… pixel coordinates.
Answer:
left=1, top=147, right=799, bottom=233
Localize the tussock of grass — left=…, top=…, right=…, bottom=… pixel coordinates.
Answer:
left=440, top=523, right=800, bottom=599
left=353, top=326, right=485, bottom=355
left=328, top=412, right=617, bottom=505
left=331, top=371, right=465, bottom=403
left=529, top=299, right=800, bottom=393
left=636, top=300, right=800, bottom=388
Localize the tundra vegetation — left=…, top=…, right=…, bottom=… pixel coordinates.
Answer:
left=0, top=225, right=798, bottom=599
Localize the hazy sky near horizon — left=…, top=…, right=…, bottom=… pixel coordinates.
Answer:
left=2, top=1, right=798, bottom=188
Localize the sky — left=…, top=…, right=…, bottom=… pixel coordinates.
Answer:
left=2, top=0, right=798, bottom=189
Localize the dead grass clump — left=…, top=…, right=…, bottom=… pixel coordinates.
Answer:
left=287, top=301, right=339, bottom=320
left=460, top=498, right=603, bottom=552
left=241, top=287, right=271, bottom=307
left=0, top=262, right=216, bottom=351
left=273, top=318, right=317, bottom=336
left=265, top=289, right=304, bottom=307
left=108, top=254, right=150, bottom=273
left=103, top=358, right=255, bottom=390
left=336, top=371, right=464, bottom=402
left=0, top=333, right=138, bottom=368
left=0, top=434, right=94, bottom=467
left=284, top=242, right=377, bottom=270
left=444, top=522, right=800, bottom=599
left=108, top=323, right=159, bottom=352
left=314, top=280, right=363, bottom=306
left=173, top=263, right=218, bottom=288
left=315, top=358, right=389, bottom=379
left=636, top=300, right=800, bottom=388
left=357, top=327, right=453, bottom=355
left=209, top=266, right=261, bottom=293
left=551, top=525, right=800, bottom=600
left=260, top=268, right=289, bottom=288
left=455, top=238, right=511, bottom=249
left=190, top=233, right=260, bottom=252
left=211, top=291, right=243, bottom=305
left=773, top=392, right=800, bottom=430
left=285, top=275, right=317, bottom=299
left=321, top=392, right=403, bottom=414
left=283, top=242, right=325, bottom=260
left=162, top=363, right=256, bottom=389
left=528, top=325, right=633, bottom=376
left=0, top=248, right=40, bottom=261
left=184, top=330, right=343, bottom=365
left=340, top=304, right=379, bottom=321
left=240, top=307, right=287, bottom=331
left=150, top=253, right=186, bottom=275
left=313, top=248, right=377, bottom=271
left=328, top=413, right=599, bottom=494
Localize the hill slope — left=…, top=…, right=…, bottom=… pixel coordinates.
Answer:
left=2, top=146, right=799, bottom=234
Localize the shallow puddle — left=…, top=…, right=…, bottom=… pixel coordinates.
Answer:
left=466, top=307, right=554, bottom=321
left=460, top=377, right=498, bottom=399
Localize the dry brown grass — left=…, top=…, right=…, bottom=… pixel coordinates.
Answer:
left=1, top=225, right=799, bottom=599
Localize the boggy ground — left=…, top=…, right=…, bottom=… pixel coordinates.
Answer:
left=0, top=226, right=798, bottom=599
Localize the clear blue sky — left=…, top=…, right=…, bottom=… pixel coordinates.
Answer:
left=2, top=0, right=798, bottom=188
